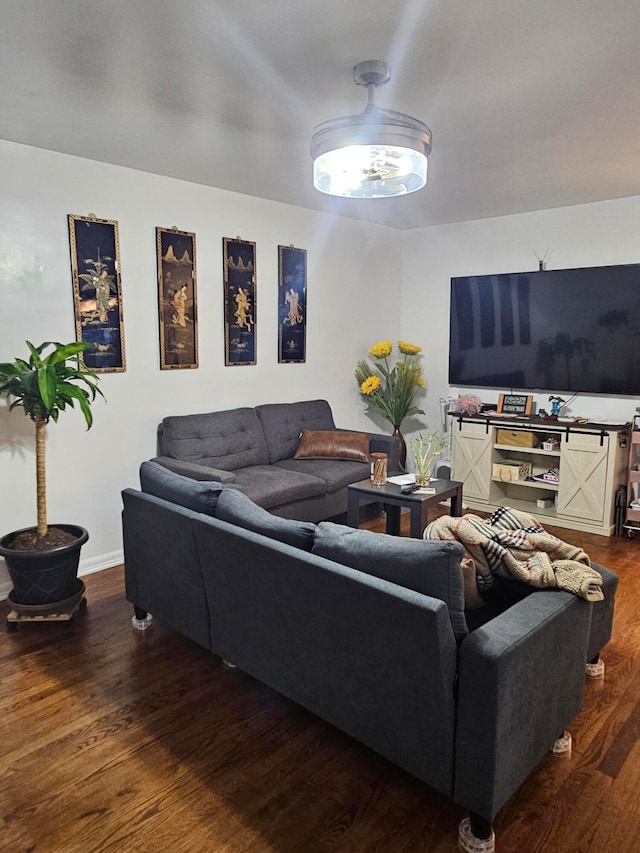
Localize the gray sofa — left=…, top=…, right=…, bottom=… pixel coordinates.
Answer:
left=122, top=462, right=618, bottom=851
left=152, top=399, right=400, bottom=522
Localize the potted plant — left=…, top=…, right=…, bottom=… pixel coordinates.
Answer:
left=0, top=341, right=103, bottom=609
left=408, top=430, right=447, bottom=486
left=355, top=339, right=426, bottom=467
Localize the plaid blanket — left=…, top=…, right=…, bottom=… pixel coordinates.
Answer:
left=424, top=506, right=604, bottom=602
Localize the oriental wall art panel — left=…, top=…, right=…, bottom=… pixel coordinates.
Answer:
left=156, top=227, right=198, bottom=369
left=223, top=237, right=256, bottom=366
left=278, top=244, right=307, bottom=363
left=68, top=214, right=125, bottom=372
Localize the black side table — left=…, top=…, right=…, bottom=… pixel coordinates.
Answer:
left=347, top=477, right=463, bottom=539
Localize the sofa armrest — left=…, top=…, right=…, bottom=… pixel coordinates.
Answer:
left=122, top=489, right=212, bottom=649
left=454, top=590, right=592, bottom=821
left=152, top=456, right=237, bottom=484
left=368, top=433, right=401, bottom=471
left=336, top=428, right=400, bottom=471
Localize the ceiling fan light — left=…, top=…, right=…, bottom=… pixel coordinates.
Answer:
left=313, top=144, right=428, bottom=198
left=310, top=60, right=432, bottom=199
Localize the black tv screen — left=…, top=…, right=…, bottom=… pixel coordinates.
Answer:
left=449, top=264, right=640, bottom=396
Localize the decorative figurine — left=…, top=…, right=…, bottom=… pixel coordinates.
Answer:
left=548, top=395, right=566, bottom=418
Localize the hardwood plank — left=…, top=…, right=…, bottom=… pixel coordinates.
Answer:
left=598, top=695, right=640, bottom=778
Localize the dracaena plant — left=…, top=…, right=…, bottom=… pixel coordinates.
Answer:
left=0, top=341, right=103, bottom=541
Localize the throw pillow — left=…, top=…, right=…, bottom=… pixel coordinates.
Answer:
left=139, top=460, right=226, bottom=516
left=215, top=488, right=316, bottom=551
left=312, top=522, right=468, bottom=641
left=294, top=429, right=370, bottom=462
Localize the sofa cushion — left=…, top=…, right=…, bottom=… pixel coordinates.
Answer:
left=139, top=460, right=226, bottom=516
left=232, top=464, right=327, bottom=508
left=161, top=408, right=269, bottom=470
left=274, top=457, right=370, bottom=493
left=294, top=429, right=370, bottom=462
left=312, top=522, right=468, bottom=641
left=256, top=400, right=336, bottom=463
left=216, top=488, right=316, bottom=550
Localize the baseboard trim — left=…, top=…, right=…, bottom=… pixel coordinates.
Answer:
left=79, top=549, right=124, bottom=577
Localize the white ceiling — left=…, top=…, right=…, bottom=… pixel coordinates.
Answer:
left=3, top=0, right=640, bottom=230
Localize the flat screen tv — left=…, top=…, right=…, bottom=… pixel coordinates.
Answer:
left=449, top=264, right=640, bottom=396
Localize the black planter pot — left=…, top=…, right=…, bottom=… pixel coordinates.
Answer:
left=0, top=525, right=89, bottom=606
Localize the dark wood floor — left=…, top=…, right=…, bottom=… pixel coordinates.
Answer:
left=1, top=509, right=639, bottom=853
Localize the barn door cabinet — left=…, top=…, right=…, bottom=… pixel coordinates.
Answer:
left=451, top=415, right=629, bottom=536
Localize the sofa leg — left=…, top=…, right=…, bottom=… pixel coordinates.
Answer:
left=458, top=814, right=495, bottom=853
left=585, top=654, right=606, bottom=679
left=550, top=730, right=572, bottom=755
left=132, top=606, right=154, bottom=632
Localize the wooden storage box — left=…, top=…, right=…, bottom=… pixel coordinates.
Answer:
left=492, top=460, right=533, bottom=481
left=496, top=429, right=539, bottom=448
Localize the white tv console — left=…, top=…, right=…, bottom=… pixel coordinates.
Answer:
left=450, top=414, right=630, bottom=536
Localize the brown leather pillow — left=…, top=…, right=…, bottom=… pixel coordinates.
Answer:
left=294, top=429, right=370, bottom=462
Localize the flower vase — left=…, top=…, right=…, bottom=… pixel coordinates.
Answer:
left=393, top=424, right=407, bottom=470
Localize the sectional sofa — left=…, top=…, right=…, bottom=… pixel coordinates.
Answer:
left=122, top=461, right=618, bottom=851
left=152, top=398, right=400, bottom=522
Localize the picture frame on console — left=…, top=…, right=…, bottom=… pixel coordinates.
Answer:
left=68, top=213, right=126, bottom=373
left=156, top=226, right=198, bottom=370
left=223, top=237, right=256, bottom=366
left=497, top=393, right=533, bottom=416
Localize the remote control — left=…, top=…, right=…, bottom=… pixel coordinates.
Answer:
left=401, top=484, right=420, bottom=494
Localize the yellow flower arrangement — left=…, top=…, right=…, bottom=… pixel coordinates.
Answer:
left=360, top=375, right=381, bottom=395
left=369, top=340, right=393, bottom=359
left=398, top=340, right=422, bottom=355
left=354, top=339, right=426, bottom=428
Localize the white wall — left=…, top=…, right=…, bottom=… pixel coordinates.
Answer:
left=0, top=140, right=401, bottom=591
left=401, top=196, right=640, bottom=438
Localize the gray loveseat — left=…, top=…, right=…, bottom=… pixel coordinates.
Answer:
left=122, top=462, right=618, bottom=851
left=152, top=399, right=400, bottom=523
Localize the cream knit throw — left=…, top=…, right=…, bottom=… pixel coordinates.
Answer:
left=424, top=506, right=604, bottom=602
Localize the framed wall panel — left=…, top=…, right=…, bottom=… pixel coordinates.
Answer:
left=223, top=237, right=256, bottom=366
left=278, top=244, right=307, bottom=363
left=157, top=226, right=198, bottom=369
left=68, top=213, right=125, bottom=372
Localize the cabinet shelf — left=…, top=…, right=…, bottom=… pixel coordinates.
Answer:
left=494, top=495, right=558, bottom=520
left=491, top=477, right=559, bottom=492
left=493, top=443, right=561, bottom=456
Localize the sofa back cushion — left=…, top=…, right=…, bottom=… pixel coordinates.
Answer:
left=312, top=522, right=468, bottom=641
left=161, top=408, right=269, bottom=470
left=139, top=460, right=227, bottom=516
left=256, top=400, right=336, bottom=463
left=215, top=488, right=317, bottom=551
